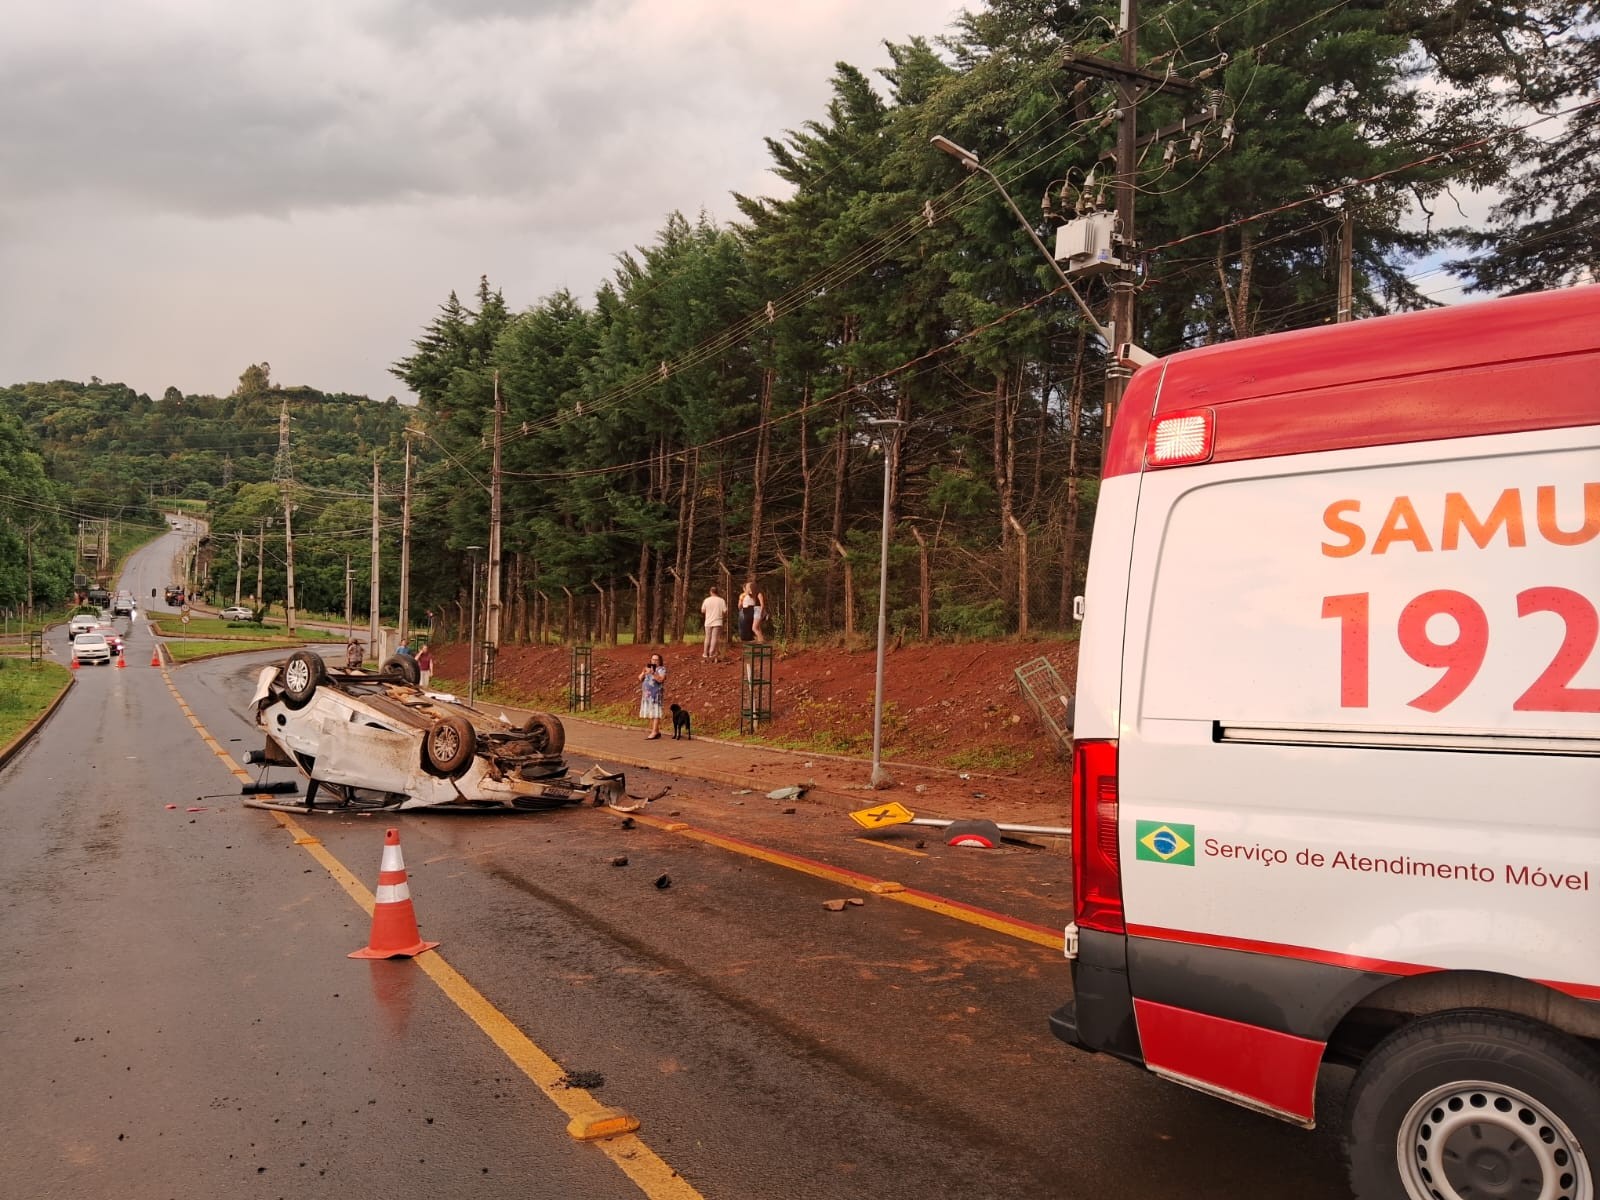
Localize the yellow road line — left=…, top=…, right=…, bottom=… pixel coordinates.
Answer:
left=636, top=813, right=1061, bottom=952
left=854, top=837, right=928, bottom=858
left=170, top=682, right=703, bottom=1200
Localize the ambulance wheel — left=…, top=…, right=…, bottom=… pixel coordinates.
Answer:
left=281, top=651, right=327, bottom=709
left=1345, top=1010, right=1598, bottom=1200
left=422, top=714, right=476, bottom=777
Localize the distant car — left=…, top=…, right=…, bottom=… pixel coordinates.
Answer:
left=111, top=592, right=135, bottom=616
left=73, top=632, right=113, bottom=666
left=219, top=606, right=254, bottom=621
left=68, top=614, right=99, bottom=641
left=250, top=651, right=624, bottom=812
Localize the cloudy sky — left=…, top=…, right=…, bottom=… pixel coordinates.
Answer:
left=1, top=0, right=971, bottom=404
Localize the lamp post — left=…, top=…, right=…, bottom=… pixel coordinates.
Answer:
left=930, top=135, right=1114, bottom=347
left=867, top=418, right=905, bottom=789
left=465, top=545, right=483, bottom=706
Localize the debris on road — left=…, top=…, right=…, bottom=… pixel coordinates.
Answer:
left=846, top=898, right=864, bottom=907
left=782, top=807, right=797, bottom=815
left=610, top=855, right=629, bottom=867
left=766, top=785, right=807, bottom=800
left=654, top=873, right=672, bottom=889
left=559, top=1070, right=606, bottom=1090
left=945, top=818, right=1002, bottom=849
left=822, top=899, right=848, bottom=912
left=619, top=817, right=635, bottom=830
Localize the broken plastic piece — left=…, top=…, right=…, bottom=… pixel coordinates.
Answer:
left=767, top=785, right=806, bottom=801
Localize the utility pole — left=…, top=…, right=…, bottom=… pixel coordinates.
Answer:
left=369, top=453, right=381, bottom=655
left=234, top=532, right=243, bottom=606
left=1064, top=0, right=1202, bottom=435
left=398, top=433, right=413, bottom=645
left=1106, top=0, right=1141, bottom=428
left=275, top=398, right=297, bottom=635
left=486, top=371, right=504, bottom=687
left=256, top=519, right=265, bottom=606
left=1337, top=207, right=1354, bottom=323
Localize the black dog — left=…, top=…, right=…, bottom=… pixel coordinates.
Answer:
left=670, top=703, right=692, bottom=740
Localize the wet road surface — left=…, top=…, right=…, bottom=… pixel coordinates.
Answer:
left=0, top=619, right=1355, bottom=1199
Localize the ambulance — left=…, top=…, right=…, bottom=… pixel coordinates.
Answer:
left=1052, top=285, right=1599, bottom=1199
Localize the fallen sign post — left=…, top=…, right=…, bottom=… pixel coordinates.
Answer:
left=849, top=800, right=1070, bottom=838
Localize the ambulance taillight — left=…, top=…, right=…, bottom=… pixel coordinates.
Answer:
left=1144, top=408, right=1214, bottom=467
left=1071, top=739, right=1123, bottom=934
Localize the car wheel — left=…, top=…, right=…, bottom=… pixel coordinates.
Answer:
left=382, top=654, right=421, bottom=686
left=1345, top=1010, right=1598, bottom=1200
left=520, top=712, right=566, bottom=758
left=422, top=714, right=476, bottom=776
left=281, top=651, right=328, bottom=709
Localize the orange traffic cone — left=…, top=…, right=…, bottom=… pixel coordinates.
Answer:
left=116, top=652, right=126, bottom=668
left=349, top=828, right=439, bottom=960
left=150, top=649, right=162, bottom=667
left=70, top=657, right=79, bottom=670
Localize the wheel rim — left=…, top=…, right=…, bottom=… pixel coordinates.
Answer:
left=432, top=725, right=462, bottom=762
left=1397, top=1079, right=1591, bottom=1200
left=285, top=658, right=310, bottom=693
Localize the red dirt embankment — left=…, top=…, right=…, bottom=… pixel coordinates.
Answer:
left=432, top=638, right=1077, bottom=787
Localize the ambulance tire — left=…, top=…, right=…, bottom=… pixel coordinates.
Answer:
left=1345, top=1009, right=1600, bottom=1200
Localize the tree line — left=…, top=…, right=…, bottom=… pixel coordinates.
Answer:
left=3, top=0, right=1594, bottom=641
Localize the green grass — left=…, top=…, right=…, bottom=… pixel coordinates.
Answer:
left=162, top=639, right=294, bottom=663
left=151, top=617, right=344, bottom=641
left=943, top=745, right=1037, bottom=772
left=0, top=660, right=72, bottom=746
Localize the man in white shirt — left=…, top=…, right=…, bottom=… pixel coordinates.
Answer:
left=700, top=585, right=728, bottom=661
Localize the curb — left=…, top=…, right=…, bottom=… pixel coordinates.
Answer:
left=0, top=667, right=74, bottom=772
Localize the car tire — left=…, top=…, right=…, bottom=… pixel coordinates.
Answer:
left=382, top=654, right=421, bottom=686
left=1345, top=1009, right=1599, bottom=1200
left=281, top=651, right=328, bottom=710
left=422, top=714, right=475, bottom=777
left=520, top=712, right=566, bottom=758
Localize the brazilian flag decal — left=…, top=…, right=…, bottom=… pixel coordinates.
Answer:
left=1136, top=820, right=1195, bottom=866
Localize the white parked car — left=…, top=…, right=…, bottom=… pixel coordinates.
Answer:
left=249, top=650, right=623, bottom=812
left=72, top=632, right=113, bottom=666
left=219, top=606, right=254, bottom=621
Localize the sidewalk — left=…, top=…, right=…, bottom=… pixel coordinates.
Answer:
left=490, top=705, right=1072, bottom=836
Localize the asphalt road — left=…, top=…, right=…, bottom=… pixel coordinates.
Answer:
left=2, top=539, right=1358, bottom=1198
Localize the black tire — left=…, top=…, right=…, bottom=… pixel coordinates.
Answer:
left=422, top=713, right=476, bottom=776
left=382, top=654, right=421, bottom=686
left=1345, top=1010, right=1599, bottom=1200
left=280, top=651, right=327, bottom=709
left=520, top=712, right=566, bottom=758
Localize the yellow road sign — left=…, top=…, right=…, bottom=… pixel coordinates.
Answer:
left=849, top=801, right=914, bottom=830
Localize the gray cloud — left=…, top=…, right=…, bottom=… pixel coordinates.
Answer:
left=0, top=0, right=969, bottom=402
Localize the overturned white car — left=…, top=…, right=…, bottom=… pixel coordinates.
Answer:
left=250, top=650, right=623, bottom=811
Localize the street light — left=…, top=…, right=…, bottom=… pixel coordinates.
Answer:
left=929, top=134, right=1118, bottom=350
left=867, top=418, right=906, bottom=789
left=465, top=545, right=483, bottom=706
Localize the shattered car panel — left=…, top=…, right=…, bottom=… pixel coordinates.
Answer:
left=251, top=651, right=623, bottom=811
